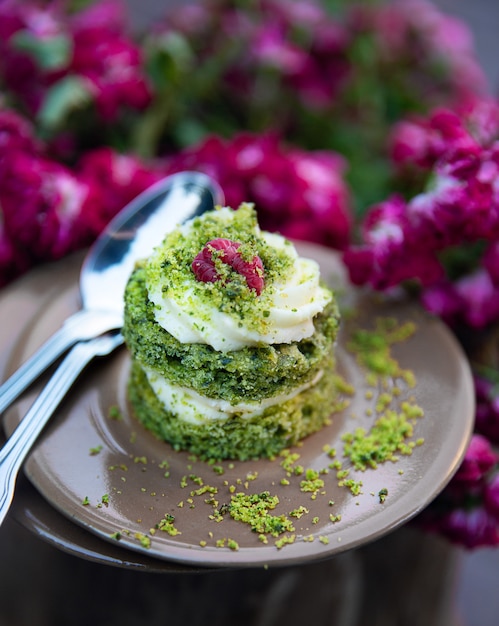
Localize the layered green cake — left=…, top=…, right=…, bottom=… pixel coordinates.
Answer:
left=123, top=203, right=340, bottom=460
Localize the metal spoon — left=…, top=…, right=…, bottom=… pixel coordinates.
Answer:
left=0, top=332, right=124, bottom=526
left=0, top=171, right=223, bottom=526
left=0, top=171, right=223, bottom=414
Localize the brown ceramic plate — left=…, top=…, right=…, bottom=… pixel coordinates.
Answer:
left=0, top=254, right=197, bottom=572
left=2, top=245, right=474, bottom=568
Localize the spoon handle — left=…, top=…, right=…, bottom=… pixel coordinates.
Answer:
left=0, top=309, right=121, bottom=415
left=0, top=332, right=124, bottom=527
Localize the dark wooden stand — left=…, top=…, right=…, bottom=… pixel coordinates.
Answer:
left=0, top=517, right=460, bottom=626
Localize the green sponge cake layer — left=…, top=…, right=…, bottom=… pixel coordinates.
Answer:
left=128, top=353, right=338, bottom=461
left=123, top=264, right=339, bottom=403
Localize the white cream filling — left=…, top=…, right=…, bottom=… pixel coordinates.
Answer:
left=145, top=367, right=323, bottom=425
left=147, top=213, right=332, bottom=352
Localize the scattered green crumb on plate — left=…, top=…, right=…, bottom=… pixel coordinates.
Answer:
left=347, top=317, right=417, bottom=386
left=378, top=488, right=388, bottom=503
left=156, top=513, right=181, bottom=536
left=134, top=532, right=151, bottom=549
left=108, top=405, right=122, bottom=420
left=275, top=534, right=296, bottom=549
left=341, top=402, right=424, bottom=471
left=229, top=491, right=295, bottom=537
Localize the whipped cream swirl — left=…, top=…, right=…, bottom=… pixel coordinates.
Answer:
left=146, top=207, right=332, bottom=352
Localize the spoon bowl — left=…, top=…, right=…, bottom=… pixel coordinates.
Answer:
left=80, top=171, right=223, bottom=316
left=0, top=171, right=224, bottom=414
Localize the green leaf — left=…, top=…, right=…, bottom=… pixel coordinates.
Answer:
left=37, top=75, right=92, bottom=130
left=146, top=32, right=194, bottom=87
left=173, top=118, right=209, bottom=148
left=11, top=31, right=72, bottom=71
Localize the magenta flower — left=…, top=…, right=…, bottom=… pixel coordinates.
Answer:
left=0, top=0, right=150, bottom=128
left=77, top=147, right=162, bottom=236
left=420, top=281, right=465, bottom=326
left=0, top=137, right=163, bottom=286
left=0, top=108, right=40, bottom=159
left=164, top=132, right=352, bottom=249
left=346, top=97, right=499, bottom=320
left=453, top=434, right=498, bottom=484
left=391, top=99, right=499, bottom=175
left=404, top=0, right=486, bottom=99
left=250, top=1, right=349, bottom=109
left=260, top=0, right=325, bottom=27
left=483, top=241, right=499, bottom=286
left=422, top=263, right=499, bottom=330
left=349, top=0, right=486, bottom=105
left=390, top=108, right=479, bottom=170
left=284, top=150, right=351, bottom=248
left=70, top=1, right=151, bottom=121
left=406, top=162, right=499, bottom=249
left=161, top=0, right=350, bottom=114
left=289, top=21, right=350, bottom=109
left=0, top=0, right=68, bottom=113
left=0, top=151, right=90, bottom=264
left=343, top=194, right=443, bottom=289
left=484, top=473, right=499, bottom=521
left=70, top=0, right=126, bottom=35
left=454, top=270, right=499, bottom=328
left=439, top=507, right=499, bottom=549
left=474, top=375, right=499, bottom=446
left=251, top=23, right=308, bottom=75
left=164, top=135, right=249, bottom=209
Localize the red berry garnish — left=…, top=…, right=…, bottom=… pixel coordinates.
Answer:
left=192, top=238, right=265, bottom=295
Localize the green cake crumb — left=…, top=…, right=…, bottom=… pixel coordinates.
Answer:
left=275, top=534, right=296, bottom=549
left=300, top=469, right=325, bottom=498
left=228, top=491, right=295, bottom=537
left=341, top=404, right=424, bottom=471
left=227, top=538, right=239, bottom=551
left=378, top=488, right=388, bottom=503
left=347, top=317, right=417, bottom=386
left=134, top=532, right=151, bottom=549
left=338, top=478, right=363, bottom=496
left=290, top=506, right=309, bottom=519
left=108, top=405, right=122, bottom=420
left=157, top=514, right=181, bottom=536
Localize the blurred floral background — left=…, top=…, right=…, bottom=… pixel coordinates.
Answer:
left=1, top=0, right=499, bottom=550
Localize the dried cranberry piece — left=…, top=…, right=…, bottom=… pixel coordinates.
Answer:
left=191, top=238, right=265, bottom=295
